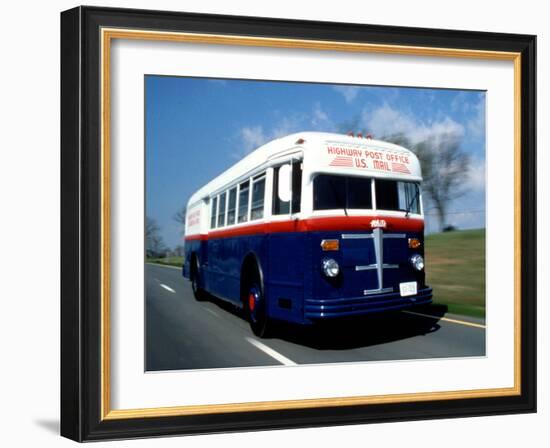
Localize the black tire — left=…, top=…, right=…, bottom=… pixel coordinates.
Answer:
left=245, top=267, right=271, bottom=338
left=190, top=256, right=207, bottom=301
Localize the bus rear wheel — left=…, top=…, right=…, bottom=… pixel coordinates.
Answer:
left=246, top=279, right=270, bottom=338
left=190, top=256, right=207, bottom=301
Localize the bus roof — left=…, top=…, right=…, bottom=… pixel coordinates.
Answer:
left=187, top=132, right=421, bottom=206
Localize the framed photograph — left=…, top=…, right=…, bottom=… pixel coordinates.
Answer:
left=60, top=6, right=536, bottom=441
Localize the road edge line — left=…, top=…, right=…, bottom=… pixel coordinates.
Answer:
left=402, top=310, right=486, bottom=329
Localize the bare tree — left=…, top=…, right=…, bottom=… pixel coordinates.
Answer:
left=145, top=216, right=166, bottom=257
left=384, top=132, right=470, bottom=231
left=173, top=244, right=185, bottom=257
left=173, top=204, right=187, bottom=235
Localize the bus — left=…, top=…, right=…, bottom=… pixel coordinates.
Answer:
left=183, top=132, right=432, bottom=337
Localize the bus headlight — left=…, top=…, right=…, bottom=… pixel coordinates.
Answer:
left=322, top=258, right=340, bottom=278
left=409, top=254, right=425, bottom=271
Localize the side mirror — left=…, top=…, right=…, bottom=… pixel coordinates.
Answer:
left=277, top=164, right=292, bottom=203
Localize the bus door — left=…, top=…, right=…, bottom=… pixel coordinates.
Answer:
left=267, top=157, right=305, bottom=322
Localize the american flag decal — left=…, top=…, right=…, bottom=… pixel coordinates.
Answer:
left=392, top=162, right=410, bottom=174
left=330, top=156, right=353, bottom=167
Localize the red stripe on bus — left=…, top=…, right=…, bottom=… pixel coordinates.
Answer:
left=300, top=216, right=423, bottom=232
left=185, top=234, right=208, bottom=241
left=185, top=216, right=423, bottom=241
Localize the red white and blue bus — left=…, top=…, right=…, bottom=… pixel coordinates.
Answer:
left=183, top=132, right=432, bottom=337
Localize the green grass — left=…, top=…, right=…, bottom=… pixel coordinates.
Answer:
left=425, top=229, right=486, bottom=319
left=147, top=256, right=184, bottom=268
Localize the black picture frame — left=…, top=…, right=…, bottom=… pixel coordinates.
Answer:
left=61, top=5, right=536, bottom=442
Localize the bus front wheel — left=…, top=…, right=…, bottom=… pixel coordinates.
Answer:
left=190, top=256, right=207, bottom=301
left=246, top=279, right=270, bottom=338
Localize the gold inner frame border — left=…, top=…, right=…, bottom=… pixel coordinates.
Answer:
left=99, top=27, right=522, bottom=421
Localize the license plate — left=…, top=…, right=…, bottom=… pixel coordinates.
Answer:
left=399, top=281, right=417, bottom=297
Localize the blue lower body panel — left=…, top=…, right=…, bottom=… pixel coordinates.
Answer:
left=304, top=287, right=432, bottom=320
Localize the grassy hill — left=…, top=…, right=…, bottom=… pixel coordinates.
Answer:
left=147, top=256, right=184, bottom=268
left=425, top=229, right=486, bottom=318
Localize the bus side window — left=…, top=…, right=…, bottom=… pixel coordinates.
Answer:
left=227, top=187, right=237, bottom=225
left=238, top=180, right=249, bottom=223
left=210, top=196, right=218, bottom=229
left=251, top=173, right=266, bottom=221
left=217, top=191, right=226, bottom=227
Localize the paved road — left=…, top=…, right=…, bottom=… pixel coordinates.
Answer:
left=146, top=263, right=486, bottom=371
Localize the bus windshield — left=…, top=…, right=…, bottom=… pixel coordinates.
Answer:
left=313, top=174, right=420, bottom=214
left=313, top=175, right=372, bottom=210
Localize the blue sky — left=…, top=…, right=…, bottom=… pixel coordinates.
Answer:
left=146, top=76, right=486, bottom=249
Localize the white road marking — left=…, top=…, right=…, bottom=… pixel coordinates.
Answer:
left=146, top=262, right=182, bottom=270
left=204, top=308, right=220, bottom=318
left=159, top=284, right=176, bottom=293
left=402, top=310, right=486, bottom=329
left=245, top=337, right=297, bottom=366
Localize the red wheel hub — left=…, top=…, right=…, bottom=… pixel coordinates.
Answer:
left=248, top=292, right=256, bottom=312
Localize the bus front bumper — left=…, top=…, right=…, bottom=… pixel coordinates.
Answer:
left=304, top=287, right=432, bottom=320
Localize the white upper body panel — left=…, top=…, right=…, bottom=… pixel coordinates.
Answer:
left=184, top=132, right=423, bottom=236
left=310, top=133, right=421, bottom=181
left=187, top=132, right=421, bottom=207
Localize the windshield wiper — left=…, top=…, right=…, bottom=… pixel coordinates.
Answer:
left=405, top=187, right=420, bottom=217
